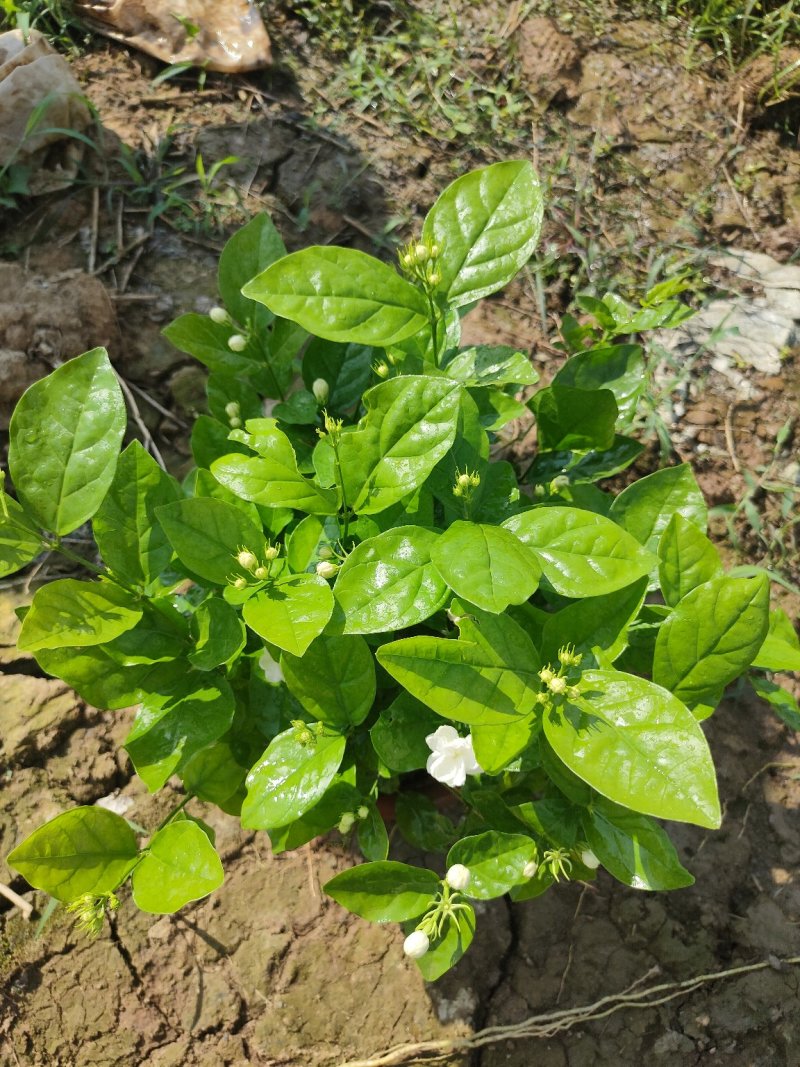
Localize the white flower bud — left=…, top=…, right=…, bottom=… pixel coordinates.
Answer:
left=315, top=560, right=339, bottom=580
left=338, top=812, right=356, bottom=834
left=232, top=576, right=248, bottom=590
left=263, top=545, right=279, bottom=561
left=403, top=930, right=430, bottom=959
left=414, top=243, right=429, bottom=263
left=229, top=416, right=242, bottom=429
left=445, top=864, right=471, bottom=892
left=374, top=362, right=389, bottom=379
left=317, top=544, right=334, bottom=560
left=548, top=675, right=567, bottom=695
left=236, top=549, right=258, bottom=570
left=224, top=401, right=240, bottom=419
left=581, top=849, right=600, bottom=870
left=253, top=566, right=269, bottom=580
left=357, top=805, right=369, bottom=820
left=227, top=333, right=247, bottom=352
left=522, top=860, right=538, bottom=879
left=312, top=378, right=329, bottom=404
left=209, top=306, right=228, bottom=323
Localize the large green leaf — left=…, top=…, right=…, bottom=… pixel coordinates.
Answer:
left=446, top=831, right=537, bottom=899
left=18, top=579, right=142, bottom=652
left=242, top=573, right=334, bottom=656
left=8, top=348, right=126, bottom=535
left=338, top=376, right=462, bottom=515
left=370, top=693, right=444, bottom=773
left=333, top=526, right=449, bottom=633
left=280, top=634, right=376, bottom=727
left=242, top=246, right=428, bottom=346
left=188, top=597, right=246, bottom=670
left=653, top=574, right=770, bottom=708
left=471, top=715, right=539, bottom=774
left=430, top=521, right=541, bottom=613
left=504, top=507, right=656, bottom=598
left=131, top=820, right=223, bottom=914
left=218, top=212, right=286, bottom=325
left=544, top=669, right=721, bottom=828
left=378, top=603, right=541, bottom=725
left=301, top=338, right=375, bottom=412
left=93, top=441, right=181, bottom=590
left=752, top=608, right=800, bottom=672
left=156, top=497, right=264, bottom=586
left=7, top=806, right=139, bottom=903
left=658, top=513, right=722, bottom=608
left=443, top=345, right=539, bottom=388
left=610, top=464, right=707, bottom=555
left=324, top=860, right=439, bottom=922
left=241, top=727, right=346, bottom=830
left=530, top=383, right=618, bottom=452
left=552, top=344, right=645, bottom=424
left=422, top=160, right=543, bottom=307
left=583, top=799, right=694, bottom=891
left=540, top=577, right=648, bottom=665
left=395, top=793, right=457, bottom=852
left=0, top=495, right=44, bottom=577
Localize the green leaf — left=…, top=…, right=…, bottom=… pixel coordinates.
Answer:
left=752, top=609, right=800, bottom=672
left=242, top=573, right=334, bottom=656
left=301, top=338, right=375, bottom=412
left=18, top=579, right=142, bottom=652
left=504, top=507, right=657, bottom=598
left=242, top=246, right=428, bottom=346
left=286, top=514, right=340, bottom=573
left=268, top=779, right=361, bottom=853
left=430, top=521, right=541, bottom=614
left=280, top=634, right=376, bottom=727
left=191, top=415, right=248, bottom=469
left=447, top=831, right=537, bottom=899
left=337, top=376, right=462, bottom=515
left=125, top=674, right=236, bottom=791
left=658, top=513, right=723, bottom=608
left=395, top=793, right=457, bottom=852
left=207, top=374, right=263, bottom=426
left=218, top=212, right=286, bottom=325
left=333, top=526, right=449, bottom=633
left=543, top=669, right=721, bottom=828
left=653, top=574, right=770, bottom=708
left=273, top=390, right=319, bottom=426
left=357, top=804, right=389, bottom=862
left=530, top=383, right=618, bottom=452
left=241, top=727, right=346, bottom=829
left=0, top=495, right=44, bottom=577
left=411, top=906, right=476, bottom=981
left=131, top=821, right=223, bottom=914
left=188, top=597, right=246, bottom=669
left=443, top=345, right=539, bottom=388
left=568, top=436, right=644, bottom=484
left=93, top=441, right=181, bottom=590
left=422, top=160, right=543, bottom=307
left=540, top=577, right=648, bottom=665
left=378, top=603, right=541, bottom=725
left=9, top=349, right=126, bottom=535
left=323, top=860, right=439, bottom=922
left=750, top=675, right=800, bottom=731
left=583, top=799, right=694, bottom=891
left=610, top=464, right=707, bottom=555
left=156, top=497, right=264, bottom=586
left=370, top=693, right=444, bottom=773
left=552, top=344, right=644, bottom=424
left=7, top=807, right=139, bottom=903
left=471, top=715, right=539, bottom=774
left=181, top=742, right=247, bottom=807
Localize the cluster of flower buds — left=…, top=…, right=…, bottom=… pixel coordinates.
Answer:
left=315, top=411, right=344, bottom=443
left=229, top=543, right=280, bottom=588
left=536, top=645, right=583, bottom=707
left=452, top=468, right=481, bottom=500
left=224, top=400, right=242, bottom=429
left=402, top=864, right=473, bottom=959
left=66, top=892, right=120, bottom=938
left=398, top=239, right=443, bottom=291
left=291, top=719, right=325, bottom=748
left=337, top=804, right=371, bottom=835
left=207, top=304, right=248, bottom=354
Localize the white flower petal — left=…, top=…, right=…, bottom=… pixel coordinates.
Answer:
left=425, top=724, right=460, bottom=752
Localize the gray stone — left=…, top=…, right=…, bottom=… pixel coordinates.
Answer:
left=760, top=287, right=800, bottom=321
left=761, top=264, right=800, bottom=291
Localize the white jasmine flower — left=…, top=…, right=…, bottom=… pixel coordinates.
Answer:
left=522, top=860, right=538, bottom=879
left=95, top=793, right=133, bottom=817
left=315, top=560, right=339, bottom=579
left=228, top=333, right=247, bottom=352
left=403, top=930, right=430, bottom=958
left=258, top=648, right=283, bottom=685
left=445, top=864, right=471, bottom=892
left=581, top=849, right=600, bottom=869
left=209, top=305, right=228, bottom=323
left=312, top=378, right=329, bottom=404
left=425, top=725, right=482, bottom=788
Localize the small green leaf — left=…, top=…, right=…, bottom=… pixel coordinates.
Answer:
left=750, top=675, right=800, bottom=731
left=242, top=573, right=334, bottom=656
left=18, top=579, right=142, bottom=652
left=188, top=597, right=246, bottom=669
left=471, top=715, right=539, bottom=774
left=552, top=344, right=644, bottom=424
left=181, top=742, right=247, bottom=807
left=7, top=807, right=139, bottom=903
left=281, top=634, right=376, bottom=727
left=658, top=513, right=722, bottom=607
left=540, top=577, right=648, bottom=665
left=610, top=464, right=707, bottom=555
left=530, top=383, right=618, bottom=452
left=752, top=608, right=800, bottom=672
left=396, top=793, right=457, bottom=852
left=370, top=693, right=444, bottom=773
left=446, top=831, right=537, bottom=899
left=131, top=821, right=223, bottom=914
left=243, top=246, right=428, bottom=346
left=241, top=728, right=347, bottom=829
left=218, top=212, right=286, bottom=325
left=0, top=495, right=44, bottom=577
left=156, top=497, right=264, bottom=586
left=357, top=804, right=389, bottom=862
left=583, top=799, right=694, bottom=891
left=324, top=860, right=439, bottom=922
left=9, top=349, right=126, bottom=535
left=443, top=345, right=538, bottom=388
left=430, top=521, right=541, bottom=614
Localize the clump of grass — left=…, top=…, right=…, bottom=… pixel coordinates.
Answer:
left=0, top=0, right=91, bottom=53
left=652, top=0, right=800, bottom=67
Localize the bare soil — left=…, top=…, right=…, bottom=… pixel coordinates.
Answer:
left=1, top=3, right=799, bottom=1064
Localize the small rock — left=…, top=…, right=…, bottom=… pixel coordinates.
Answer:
left=762, top=264, right=800, bottom=291
left=761, top=288, right=800, bottom=320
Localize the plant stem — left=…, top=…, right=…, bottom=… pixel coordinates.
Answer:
left=428, top=292, right=441, bottom=367
left=331, top=437, right=350, bottom=543
left=50, top=541, right=107, bottom=578
left=155, top=793, right=193, bottom=832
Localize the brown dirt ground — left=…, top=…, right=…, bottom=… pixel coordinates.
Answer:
left=1, top=2, right=800, bottom=1064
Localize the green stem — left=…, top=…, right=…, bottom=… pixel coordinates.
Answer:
left=155, top=793, right=193, bottom=832
left=331, top=437, right=350, bottom=543
left=427, top=292, right=441, bottom=367
left=50, top=541, right=107, bottom=578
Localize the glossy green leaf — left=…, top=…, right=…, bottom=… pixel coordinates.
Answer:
left=752, top=608, right=800, bottom=672
left=610, top=464, right=707, bottom=555
left=301, top=338, right=375, bottom=412
left=268, top=779, right=362, bottom=854
left=243, top=246, right=428, bottom=346
left=93, top=441, right=181, bottom=590
left=7, top=806, right=139, bottom=903
left=156, top=497, right=264, bottom=586
left=540, top=577, right=648, bottom=665
left=513, top=797, right=581, bottom=847
left=395, top=793, right=457, bottom=852
left=653, top=574, right=770, bottom=708
left=131, top=820, right=223, bottom=914
left=443, top=345, right=538, bottom=387
left=422, top=160, right=543, bottom=307
left=471, top=715, right=539, bottom=774
left=333, top=526, right=449, bottom=633
left=568, top=435, right=644, bottom=484
left=378, top=603, right=541, bottom=725
left=411, top=906, right=476, bottom=981
left=370, top=693, right=444, bottom=773
left=750, top=675, right=800, bottom=731
left=18, top=579, right=142, bottom=652
left=430, top=521, right=541, bottom=613
left=530, top=383, right=618, bottom=452
left=188, top=597, right=246, bottom=669
left=191, top=415, right=248, bottom=469
left=218, top=211, right=286, bottom=325
left=658, top=513, right=722, bottom=608
left=544, top=669, right=721, bottom=828
left=281, top=634, right=376, bottom=727
left=504, top=507, right=656, bottom=598
left=323, top=860, right=439, bottom=922
left=583, top=799, right=694, bottom=891
left=0, top=495, right=44, bottom=577
left=357, top=804, right=389, bottom=862
left=286, top=514, right=340, bottom=573
left=273, top=389, right=319, bottom=426
left=447, top=831, right=537, bottom=899
left=125, top=674, right=235, bottom=791
left=241, top=727, right=346, bottom=829
left=9, top=348, right=126, bottom=535
left=242, top=573, right=334, bottom=656
left=552, top=344, right=644, bottom=424
left=338, top=376, right=462, bottom=515
left=207, top=374, right=263, bottom=426
left=181, top=741, right=247, bottom=807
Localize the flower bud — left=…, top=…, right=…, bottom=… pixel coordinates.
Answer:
left=338, top=812, right=356, bottom=834
left=227, top=333, right=247, bottom=352
left=548, top=675, right=567, bottom=695
left=538, top=666, right=555, bottom=684
left=232, top=576, right=248, bottom=590
left=581, top=849, right=600, bottom=870
left=522, top=860, right=538, bottom=879
left=374, top=361, right=389, bottom=379
left=317, top=544, right=334, bottom=560
left=253, top=565, right=269, bottom=580
left=316, top=560, right=339, bottom=580
left=236, top=548, right=258, bottom=571
left=414, top=243, right=429, bottom=263
left=229, top=416, right=242, bottom=429
left=209, top=305, right=228, bottom=323
left=312, top=378, right=329, bottom=405
left=403, top=930, right=430, bottom=959
left=429, top=243, right=440, bottom=258
left=224, top=400, right=240, bottom=419
left=427, top=270, right=441, bottom=287
left=356, top=805, right=370, bottom=820
left=445, top=864, right=471, bottom=892
left=263, top=545, right=279, bottom=561
left=457, top=473, right=472, bottom=489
